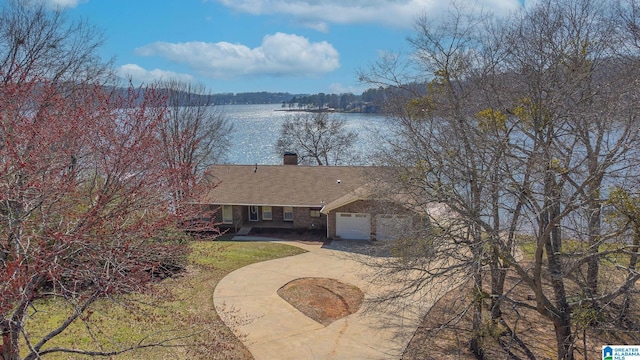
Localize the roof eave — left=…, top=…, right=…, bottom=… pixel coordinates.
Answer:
left=193, top=202, right=325, bottom=208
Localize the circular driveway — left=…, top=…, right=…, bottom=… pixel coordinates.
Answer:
left=213, top=240, right=447, bottom=360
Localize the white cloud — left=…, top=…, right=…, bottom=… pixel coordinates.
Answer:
left=215, top=0, right=522, bottom=29
left=40, top=0, right=86, bottom=8
left=135, top=33, right=340, bottom=79
left=116, top=64, right=194, bottom=85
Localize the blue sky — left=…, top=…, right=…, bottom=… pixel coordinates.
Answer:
left=46, top=0, right=523, bottom=94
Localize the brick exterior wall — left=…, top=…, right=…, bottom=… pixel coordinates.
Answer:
left=207, top=200, right=421, bottom=239
left=292, top=207, right=325, bottom=231
left=207, top=204, right=325, bottom=232
left=205, top=204, right=220, bottom=222
left=232, top=205, right=243, bottom=225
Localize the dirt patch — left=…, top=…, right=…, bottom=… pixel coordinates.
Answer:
left=277, top=277, right=364, bottom=326
left=401, top=285, right=477, bottom=360
left=402, top=273, right=640, bottom=360
left=402, top=279, right=573, bottom=360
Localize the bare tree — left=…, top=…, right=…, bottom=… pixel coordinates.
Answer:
left=498, top=1, right=640, bottom=358
left=275, top=112, right=358, bottom=165
left=153, top=79, right=232, bottom=208
left=0, top=0, right=111, bottom=85
left=363, top=6, right=520, bottom=357
left=362, top=1, right=640, bottom=359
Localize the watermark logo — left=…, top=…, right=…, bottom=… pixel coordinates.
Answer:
left=604, top=346, right=613, bottom=360
left=603, top=345, right=640, bottom=360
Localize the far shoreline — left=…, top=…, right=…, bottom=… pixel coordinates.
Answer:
left=274, top=108, right=336, bottom=113
left=273, top=108, right=378, bottom=114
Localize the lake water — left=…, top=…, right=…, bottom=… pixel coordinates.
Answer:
left=219, top=104, right=388, bottom=165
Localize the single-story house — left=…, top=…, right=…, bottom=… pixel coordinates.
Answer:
left=196, top=153, right=422, bottom=240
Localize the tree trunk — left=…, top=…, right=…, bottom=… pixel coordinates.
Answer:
left=490, top=172, right=506, bottom=321
left=469, top=233, right=485, bottom=359
left=1, top=321, right=20, bottom=360
left=470, top=266, right=485, bottom=360
left=621, top=224, right=640, bottom=320
left=554, top=314, right=575, bottom=360
left=490, top=258, right=506, bottom=320
left=544, top=170, right=575, bottom=360
left=585, top=186, right=602, bottom=298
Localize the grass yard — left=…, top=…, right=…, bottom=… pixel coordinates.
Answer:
left=22, top=241, right=306, bottom=360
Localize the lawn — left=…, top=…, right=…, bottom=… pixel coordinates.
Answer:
left=22, top=241, right=306, bottom=360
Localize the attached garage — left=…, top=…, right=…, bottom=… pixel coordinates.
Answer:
left=336, top=212, right=371, bottom=240
left=376, top=214, right=413, bottom=240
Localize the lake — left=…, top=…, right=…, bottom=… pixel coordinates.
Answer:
left=219, top=104, right=388, bottom=165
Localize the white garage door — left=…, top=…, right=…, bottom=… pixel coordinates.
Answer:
left=376, top=215, right=412, bottom=240
left=336, top=212, right=371, bottom=240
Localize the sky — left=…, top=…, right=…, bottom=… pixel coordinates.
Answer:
left=44, top=0, right=524, bottom=95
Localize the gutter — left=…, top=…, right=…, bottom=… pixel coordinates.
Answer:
left=189, top=202, right=324, bottom=208
left=321, top=205, right=330, bottom=239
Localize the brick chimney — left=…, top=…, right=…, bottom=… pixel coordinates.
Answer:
left=283, top=152, right=298, bottom=165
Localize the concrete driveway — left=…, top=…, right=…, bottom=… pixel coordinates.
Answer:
left=213, top=239, right=451, bottom=360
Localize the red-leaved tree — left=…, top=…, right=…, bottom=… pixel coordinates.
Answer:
left=0, top=76, right=192, bottom=359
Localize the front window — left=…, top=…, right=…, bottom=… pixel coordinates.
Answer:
left=262, top=206, right=272, bottom=221
left=222, top=205, right=233, bottom=224
left=284, top=206, right=294, bottom=221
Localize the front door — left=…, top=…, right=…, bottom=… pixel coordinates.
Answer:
left=249, top=206, right=259, bottom=221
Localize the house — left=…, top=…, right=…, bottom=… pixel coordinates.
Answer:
left=196, top=153, right=422, bottom=240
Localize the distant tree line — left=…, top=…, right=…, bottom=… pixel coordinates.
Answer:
left=213, top=89, right=392, bottom=113
left=212, top=92, right=296, bottom=105
left=201, top=87, right=401, bottom=113
left=284, top=87, right=393, bottom=113
left=115, top=85, right=404, bottom=113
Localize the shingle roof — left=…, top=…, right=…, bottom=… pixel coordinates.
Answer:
left=198, top=165, right=376, bottom=207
